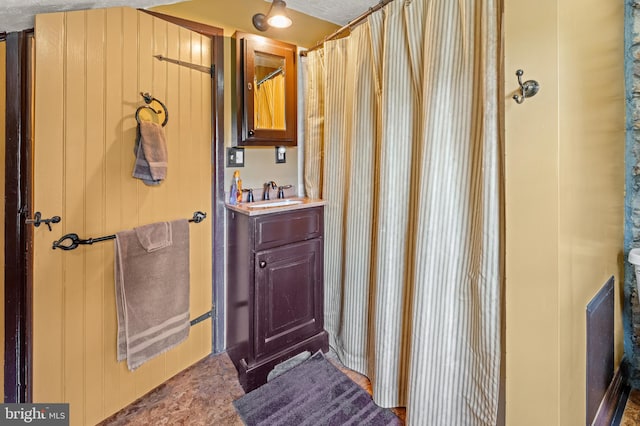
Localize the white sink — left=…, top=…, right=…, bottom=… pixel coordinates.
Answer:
left=246, top=199, right=303, bottom=209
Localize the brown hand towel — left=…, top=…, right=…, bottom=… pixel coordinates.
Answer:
left=133, top=121, right=168, bottom=186
left=114, top=219, right=190, bottom=371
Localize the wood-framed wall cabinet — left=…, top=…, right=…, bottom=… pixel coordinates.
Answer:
left=233, top=32, right=297, bottom=147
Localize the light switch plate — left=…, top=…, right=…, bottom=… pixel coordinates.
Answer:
left=227, top=147, right=245, bottom=167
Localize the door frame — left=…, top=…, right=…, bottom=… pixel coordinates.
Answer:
left=3, top=10, right=226, bottom=402
left=4, top=29, right=34, bottom=403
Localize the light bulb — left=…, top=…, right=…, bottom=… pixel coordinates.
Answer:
left=266, top=0, right=292, bottom=29
left=267, top=14, right=292, bottom=28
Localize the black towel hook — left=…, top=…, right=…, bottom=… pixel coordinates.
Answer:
left=135, top=92, right=169, bottom=127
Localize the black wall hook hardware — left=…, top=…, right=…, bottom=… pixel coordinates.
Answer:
left=191, top=211, right=207, bottom=223
left=52, top=211, right=206, bottom=250
left=26, top=212, right=61, bottom=231
left=135, top=92, right=169, bottom=127
left=513, top=69, right=540, bottom=104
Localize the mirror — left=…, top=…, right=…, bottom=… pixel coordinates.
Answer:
left=254, top=52, right=286, bottom=131
left=234, top=32, right=297, bottom=146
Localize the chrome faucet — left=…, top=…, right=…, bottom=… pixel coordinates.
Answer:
left=262, top=181, right=277, bottom=200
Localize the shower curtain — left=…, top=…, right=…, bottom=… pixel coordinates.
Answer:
left=303, top=0, right=502, bottom=424
left=254, top=73, right=286, bottom=130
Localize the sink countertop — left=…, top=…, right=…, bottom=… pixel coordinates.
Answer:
left=225, top=197, right=327, bottom=216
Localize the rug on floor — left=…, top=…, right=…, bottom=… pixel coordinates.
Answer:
left=233, top=351, right=402, bottom=426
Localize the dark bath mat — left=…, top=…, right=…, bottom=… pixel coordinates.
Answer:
left=233, top=351, right=402, bottom=426
left=267, top=350, right=311, bottom=382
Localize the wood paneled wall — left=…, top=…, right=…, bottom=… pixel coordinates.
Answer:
left=0, top=39, right=6, bottom=404
left=33, top=8, right=212, bottom=424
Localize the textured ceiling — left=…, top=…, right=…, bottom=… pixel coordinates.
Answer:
left=281, top=0, right=380, bottom=26
left=0, top=0, right=380, bottom=34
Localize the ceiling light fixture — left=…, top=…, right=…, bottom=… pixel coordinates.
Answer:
left=252, top=0, right=292, bottom=31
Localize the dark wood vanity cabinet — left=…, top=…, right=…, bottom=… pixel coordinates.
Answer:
left=226, top=206, right=328, bottom=392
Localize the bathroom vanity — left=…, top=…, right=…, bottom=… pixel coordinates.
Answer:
left=225, top=199, right=329, bottom=392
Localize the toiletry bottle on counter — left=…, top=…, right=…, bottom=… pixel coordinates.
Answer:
left=229, top=171, right=239, bottom=205
left=235, top=171, right=243, bottom=204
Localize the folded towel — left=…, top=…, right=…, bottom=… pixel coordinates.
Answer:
left=133, top=121, right=168, bottom=186
left=114, top=219, right=190, bottom=370
left=135, top=221, right=172, bottom=252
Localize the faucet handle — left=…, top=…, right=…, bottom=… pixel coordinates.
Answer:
left=277, top=184, right=293, bottom=199
left=242, top=188, right=254, bottom=202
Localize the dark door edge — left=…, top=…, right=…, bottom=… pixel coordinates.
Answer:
left=4, top=30, right=34, bottom=403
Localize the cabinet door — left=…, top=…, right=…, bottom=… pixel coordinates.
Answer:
left=254, top=238, right=323, bottom=360
left=235, top=32, right=297, bottom=147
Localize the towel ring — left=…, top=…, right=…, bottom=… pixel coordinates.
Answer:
left=135, top=92, right=169, bottom=127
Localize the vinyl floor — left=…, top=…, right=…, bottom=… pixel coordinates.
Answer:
left=99, top=350, right=406, bottom=425
left=620, top=389, right=640, bottom=425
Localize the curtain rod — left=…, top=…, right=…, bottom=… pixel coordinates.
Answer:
left=257, top=66, right=284, bottom=87
left=300, top=0, right=395, bottom=56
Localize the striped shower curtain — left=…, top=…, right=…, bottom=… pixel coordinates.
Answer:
left=254, top=73, right=286, bottom=130
left=303, top=0, right=502, bottom=424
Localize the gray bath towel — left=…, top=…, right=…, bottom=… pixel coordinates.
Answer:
left=114, top=219, right=190, bottom=371
left=133, top=121, right=168, bottom=186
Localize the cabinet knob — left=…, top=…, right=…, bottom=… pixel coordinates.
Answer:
left=248, top=129, right=255, bottom=136
left=259, top=260, right=267, bottom=268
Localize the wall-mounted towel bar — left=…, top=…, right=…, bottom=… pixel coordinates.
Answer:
left=51, top=211, right=206, bottom=251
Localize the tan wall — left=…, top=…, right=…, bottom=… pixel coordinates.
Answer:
left=0, top=39, right=5, bottom=403
left=504, top=0, right=624, bottom=424
left=151, top=0, right=339, bottom=196
left=32, top=8, right=212, bottom=424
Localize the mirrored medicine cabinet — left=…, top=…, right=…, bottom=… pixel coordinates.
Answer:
left=233, top=32, right=297, bottom=146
